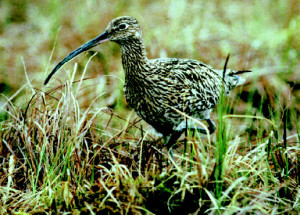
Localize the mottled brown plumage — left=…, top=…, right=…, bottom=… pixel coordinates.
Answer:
left=44, top=16, right=249, bottom=159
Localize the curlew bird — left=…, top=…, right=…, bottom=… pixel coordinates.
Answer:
left=44, top=16, right=250, bottom=159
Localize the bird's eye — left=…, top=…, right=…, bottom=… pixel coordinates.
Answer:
left=119, top=24, right=127, bottom=30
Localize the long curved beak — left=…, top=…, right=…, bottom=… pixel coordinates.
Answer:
left=44, top=30, right=109, bottom=85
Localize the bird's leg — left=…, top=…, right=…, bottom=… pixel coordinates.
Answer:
left=206, top=118, right=216, bottom=134
left=188, top=118, right=216, bottom=135
left=164, top=130, right=183, bottom=161
left=164, top=118, right=216, bottom=160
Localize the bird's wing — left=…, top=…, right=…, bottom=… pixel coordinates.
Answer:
left=148, top=58, right=223, bottom=112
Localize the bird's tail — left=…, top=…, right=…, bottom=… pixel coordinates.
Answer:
left=219, top=54, right=251, bottom=92
left=225, top=69, right=251, bottom=91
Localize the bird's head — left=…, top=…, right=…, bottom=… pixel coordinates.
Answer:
left=44, top=16, right=141, bottom=85
left=106, top=16, right=142, bottom=44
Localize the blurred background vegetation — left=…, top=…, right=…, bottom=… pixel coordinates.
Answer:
left=0, top=0, right=299, bottom=116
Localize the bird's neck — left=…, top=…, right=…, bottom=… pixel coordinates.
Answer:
left=120, top=37, right=149, bottom=79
